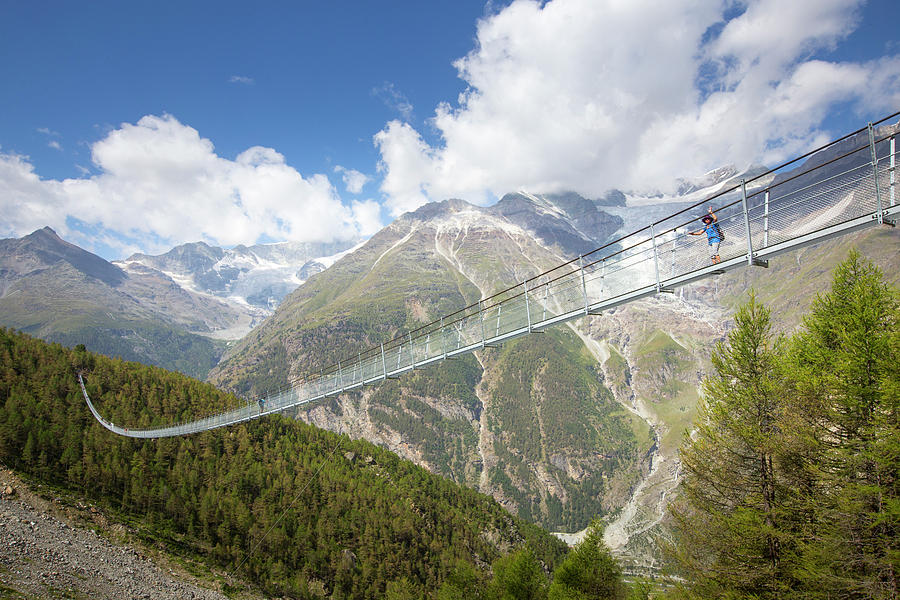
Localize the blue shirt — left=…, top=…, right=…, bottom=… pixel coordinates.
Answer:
left=704, top=222, right=722, bottom=243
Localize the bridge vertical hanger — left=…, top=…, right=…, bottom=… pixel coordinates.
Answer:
left=579, top=255, right=589, bottom=316
left=890, top=134, right=896, bottom=207
left=338, top=360, right=344, bottom=392
left=763, top=189, right=770, bottom=248
left=740, top=179, right=765, bottom=267
left=868, top=123, right=885, bottom=224
left=381, top=343, right=387, bottom=380
left=650, top=224, right=662, bottom=292
left=479, top=300, right=486, bottom=349
left=409, top=331, right=416, bottom=369
left=523, top=280, right=532, bottom=333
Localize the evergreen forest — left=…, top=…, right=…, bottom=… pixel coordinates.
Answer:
left=0, top=327, right=570, bottom=597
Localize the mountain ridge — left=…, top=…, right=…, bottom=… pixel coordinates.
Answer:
left=208, top=193, right=653, bottom=532
left=0, top=226, right=126, bottom=287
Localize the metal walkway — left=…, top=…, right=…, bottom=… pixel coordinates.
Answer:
left=81, top=114, right=900, bottom=438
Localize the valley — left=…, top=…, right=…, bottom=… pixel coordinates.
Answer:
left=2, top=149, right=898, bottom=582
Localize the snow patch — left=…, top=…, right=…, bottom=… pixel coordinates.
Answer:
left=318, top=239, right=367, bottom=269
left=371, top=228, right=417, bottom=273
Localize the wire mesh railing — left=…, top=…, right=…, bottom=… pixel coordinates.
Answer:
left=81, top=113, right=900, bottom=438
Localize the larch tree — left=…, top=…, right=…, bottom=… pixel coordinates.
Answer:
left=548, top=519, right=624, bottom=600
left=669, top=294, right=796, bottom=598
left=788, top=250, right=899, bottom=599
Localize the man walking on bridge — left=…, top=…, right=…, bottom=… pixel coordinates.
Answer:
left=690, top=207, right=723, bottom=264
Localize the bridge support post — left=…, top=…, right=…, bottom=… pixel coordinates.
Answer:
left=338, top=360, right=344, bottom=392
left=891, top=135, right=896, bottom=207
left=740, top=179, right=758, bottom=266
left=650, top=224, right=662, bottom=292
left=763, top=189, right=770, bottom=248
left=409, top=331, right=416, bottom=369
left=479, top=300, right=486, bottom=348
left=524, top=280, right=532, bottom=333
left=381, top=343, right=387, bottom=380
left=579, top=255, right=589, bottom=315
left=869, top=123, right=884, bottom=224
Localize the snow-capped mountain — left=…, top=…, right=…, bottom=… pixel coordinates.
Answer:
left=116, top=238, right=363, bottom=331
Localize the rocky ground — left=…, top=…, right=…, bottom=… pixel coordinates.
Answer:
left=0, top=468, right=259, bottom=600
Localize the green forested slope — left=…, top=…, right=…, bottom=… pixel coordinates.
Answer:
left=208, top=202, right=648, bottom=534
left=483, top=328, right=645, bottom=530
left=0, top=328, right=566, bottom=598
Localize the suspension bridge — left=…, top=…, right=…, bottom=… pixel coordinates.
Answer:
left=81, top=113, right=900, bottom=438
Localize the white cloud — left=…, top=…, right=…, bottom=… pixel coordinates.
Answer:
left=350, top=199, right=384, bottom=236
left=38, top=127, right=63, bottom=150
left=2, top=114, right=376, bottom=257
left=334, top=165, right=370, bottom=194
left=374, top=0, right=899, bottom=215
left=0, top=152, right=68, bottom=237
left=229, top=75, right=255, bottom=85
left=373, top=82, right=415, bottom=121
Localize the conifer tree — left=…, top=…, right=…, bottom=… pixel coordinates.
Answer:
left=788, top=250, right=899, bottom=598
left=485, top=548, right=549, bottom=600
left=436, top=560, right=486, bottom=600
left=548, top=520, right=624, bottom=600
left=669, top=294, right=794, bottom=598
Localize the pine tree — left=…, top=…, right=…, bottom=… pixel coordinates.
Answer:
left=669, top=294, right=795, bottom=598
left=548, top=520, right=624, bottom=600
left=788, top=250, right=900, bottom=598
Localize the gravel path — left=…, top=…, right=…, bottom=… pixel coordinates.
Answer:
left=0, top=468, right=241, bottom=599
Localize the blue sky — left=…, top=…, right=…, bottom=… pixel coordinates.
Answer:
left=1, top=1, right=487, bottom=182
left=2, top=0, right=899, bottom=260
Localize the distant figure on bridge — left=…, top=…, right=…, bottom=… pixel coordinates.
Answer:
left=690, top=207, right=723, bottom=264
left=258, top=397, right=265, bottom=412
